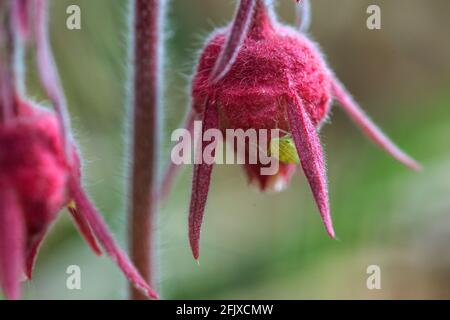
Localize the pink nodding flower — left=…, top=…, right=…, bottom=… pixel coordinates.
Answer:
left=0, top=98, right=157, bottom=300
left=162, top=0, right=421, bottom=261
left=0, top=1, right=157, bottom=300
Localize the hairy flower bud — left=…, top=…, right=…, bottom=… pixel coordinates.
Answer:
left=0, top=96, right=157, bottom=300
left=162, top=0, right=421, bottom=261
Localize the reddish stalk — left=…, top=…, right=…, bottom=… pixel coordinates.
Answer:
left=127, top=0, right=165, bottom=300
left=0, top=1, right=17, bottom=122
left=35, top=0, right=72, bottom=158
left=210, top=0, right=256, bottom=83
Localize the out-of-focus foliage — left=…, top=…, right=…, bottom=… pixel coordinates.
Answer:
left=21, top=0, right=450, bottom=299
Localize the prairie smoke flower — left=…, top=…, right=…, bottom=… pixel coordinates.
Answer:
left=162, top=0, right=421, bottom=260
left=0, top=99, right=158, bottom=301
left=0, top=1, right=157, bottom=300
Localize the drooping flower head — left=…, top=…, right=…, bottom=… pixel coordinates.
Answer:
left=0, top=0, right=157, bottom=300
left=162, top=0, right=421, bottom=260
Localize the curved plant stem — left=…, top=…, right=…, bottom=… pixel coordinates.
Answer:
left=127, top=0, right=165, bottom=300
left=210, top=0, right=256, bottom=83
left=296, top=0, right=311, bottom=32
left=0, top=1, right=17, bottom=122
left=35, top=0, right=72, bottom=158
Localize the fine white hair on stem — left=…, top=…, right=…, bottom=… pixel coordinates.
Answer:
left=35, top=0, right=72, bottom=159
left=296, top=0, right=311, bottom=32
left=0, top=0, right=23, bottom=122
left=127, top=0, right=168, bottom=300
left=210, top=0, right=256, bottom=83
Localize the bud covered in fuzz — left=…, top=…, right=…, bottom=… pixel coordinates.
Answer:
left=161, top=0, right=421, bottom=261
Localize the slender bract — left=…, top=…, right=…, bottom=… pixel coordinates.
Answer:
left=331, top=78, right=422, bottom=171
left=0, top=184, right=24, bottom=300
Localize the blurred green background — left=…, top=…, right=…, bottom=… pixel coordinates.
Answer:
left=19, top=0, right=450, bottom=299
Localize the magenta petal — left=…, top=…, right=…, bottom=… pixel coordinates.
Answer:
left=286, top=93, right=335, bottom=238
left=68, top=178, right=158, bottom=299
left=68, top=205, right=102, bottom=256
left=189, top=98, right=219, bottom=260
left=331, top=78, right=422, bottom=171
left=0, top=187, right=24, bottom=300
left=210, top=0, right=256, bottom=83
left=160, top=109, right=197, bottom=202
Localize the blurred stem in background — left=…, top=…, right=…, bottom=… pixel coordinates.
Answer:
left=0, top=0, right=16, bottom=122
left=127, top=0, right=165, bottom=300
